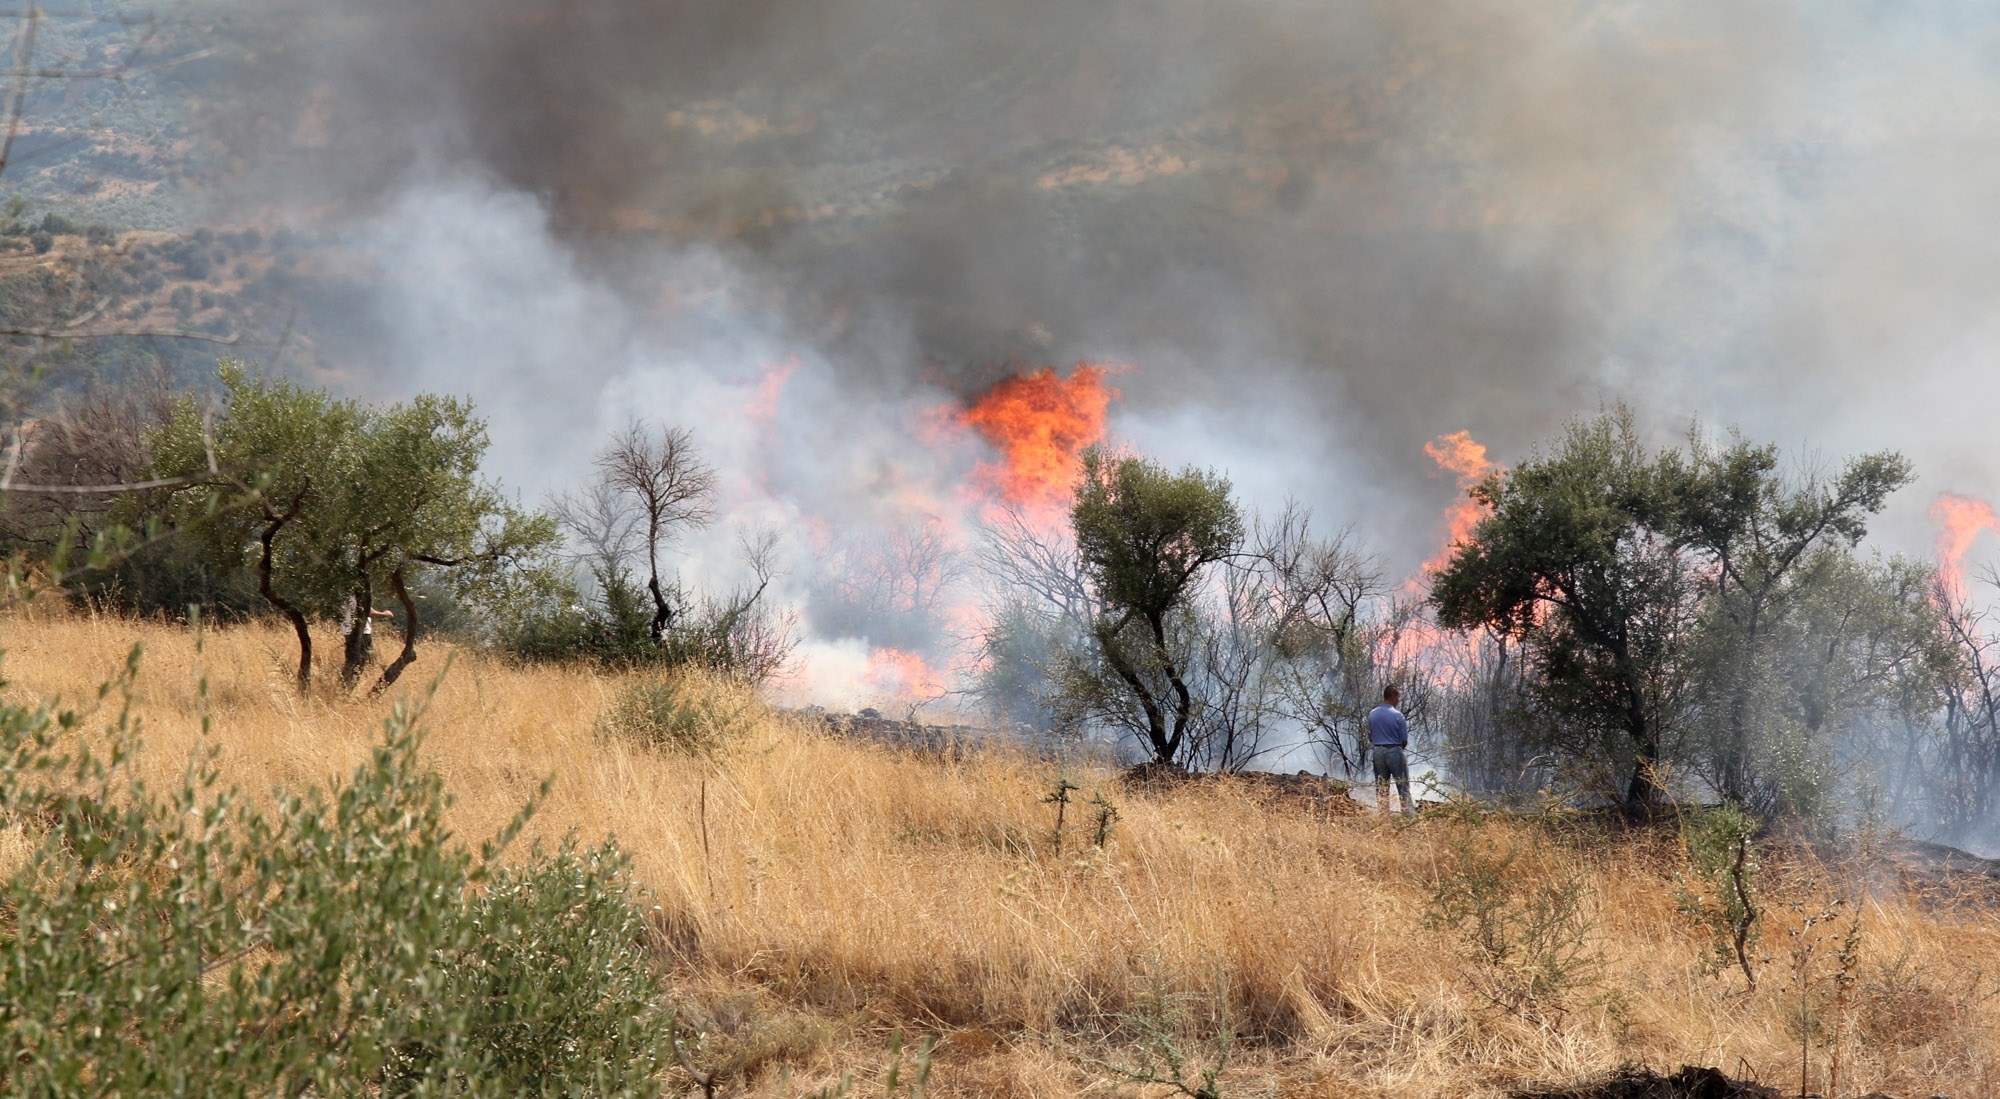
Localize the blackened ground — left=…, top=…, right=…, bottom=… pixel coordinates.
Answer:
left=808, top=707, right=985, bottom=758
left=1511, top=1064, right=1786, bottom=1099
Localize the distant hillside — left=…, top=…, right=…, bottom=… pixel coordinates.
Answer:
left=0, top=208, right=317, bottom=413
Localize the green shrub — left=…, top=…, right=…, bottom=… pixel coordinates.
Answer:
left=1423, top=817, right=1601, bottom=1020
left=502, top=563, right=793, bottom=683
left=599, top=671, right=755, bottom=755
left=0, top=649, right=674, bottom=1096
left=1674, top=801, right=1762, bottom=989
left=502, top=564, right=656, bottom=667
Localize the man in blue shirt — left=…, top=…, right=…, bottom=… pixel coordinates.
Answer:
left=1366, top=684, right=1416, bottom=817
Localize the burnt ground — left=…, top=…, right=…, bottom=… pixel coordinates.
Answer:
left=808, top=708, right=1373, bottom=814
left=1510, top=1064, right=1785, bottom=1098
left=811, top=712, right=2000, bottom=874
left=807, top=707, right=990, bottom=757
left=1877, top=837, right=2000, bottom=892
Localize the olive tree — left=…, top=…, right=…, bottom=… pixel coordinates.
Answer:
left=1432, top=409, right=1702, bottom=809
left=1433, top=407, right=1945, bottom=820
left=1664, top=434, right=1914, bottom=806
left=980, top=486, right=1384, bottom=771
left=152, top=363, right=364, bottom=689
left=152, top=365, right=558, bottom=693
left=1071, top=448, right=1244, bottom=766
left=328, top=394, right=560, bottom=693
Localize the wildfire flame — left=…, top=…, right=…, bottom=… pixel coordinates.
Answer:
left=744, top=356, right=800, bottom=426
left=960, top=364, right=1120, bottom=525
left=864, top=646, right=947, bottom=701
left=1930, top=491, right=1999, bottom=602
left=1418, top=430, right=1500, bottom=580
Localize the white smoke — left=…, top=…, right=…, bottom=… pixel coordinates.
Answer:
left=345, top=172, right=1013, bottom=708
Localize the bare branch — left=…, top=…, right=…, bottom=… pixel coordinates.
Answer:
left=0, top=3, right=39, bottom=180
left=549, top=477, right=640, bottom=570
left=0, top=473, right=207, bottom=494
left=0, top=324, right=242, bottom=344
left=593, top=420, right=717, bottom=637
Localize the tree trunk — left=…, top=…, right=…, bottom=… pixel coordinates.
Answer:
left=340, top=575, right=374, bottom=689
left=258, top=488, right=313, bottom=693
left=1150, top=611, right=1194, bottom=764
left=371, top=568, right=420, bottom=696
left=1098, top=617, right=1172, bottom=762
left=1623, top=663, right=1663, bottom=811
left=647, top=574, right=673, bottom=642
left=1720, top=598, right=1762, bottom=804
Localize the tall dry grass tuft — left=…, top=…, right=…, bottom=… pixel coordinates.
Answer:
left=3, top=608, right=1996, bottom=1097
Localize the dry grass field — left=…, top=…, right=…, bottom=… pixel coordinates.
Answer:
left=3, top=608, right=1996, bottom=1098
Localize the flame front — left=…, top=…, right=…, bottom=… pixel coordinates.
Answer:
left=1418, top=430, right=1500, bottom=579
left=744, top=356, right=800, bottom=426
left=960, top=364, right=1119, bottom=525
left=1930, top=491, right=1999, bottom=602
left=864, top=646, right=947, bottom=701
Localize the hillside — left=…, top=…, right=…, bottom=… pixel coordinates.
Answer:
left=1, top=611, right=1993, bottom=1098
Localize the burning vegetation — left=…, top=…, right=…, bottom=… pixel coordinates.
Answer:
left=11, top=339, right=2000, bottom=1099
left=958, top=363, right=1119, bottom=525
left=0, top=2, right=1998, bottom=1094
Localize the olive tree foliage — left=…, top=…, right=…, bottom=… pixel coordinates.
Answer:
left=1684, top=547, right=1949, bottom=823
left=0, top=652, right=674, bottom=1097
left=1663, top=432, right=1920, bottom=812
left=1432, top=409, right=1703, bottom=809
left=334, top=393, right=561, bottom=693
left=1434, top=407, right=1946, bottom=820
left=151, top=364, right=560, bottom=693
left=151, top=364, right=365, bottom=689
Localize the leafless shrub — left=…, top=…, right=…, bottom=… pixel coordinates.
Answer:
left=0, top=369, right=179, bottom=547
left=591, top=420, right=717, bottom=638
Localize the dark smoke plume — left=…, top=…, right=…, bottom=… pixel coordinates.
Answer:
left=156, top=1, right=2000, bottom=618
left=181, top=2, right=1821, bottom=542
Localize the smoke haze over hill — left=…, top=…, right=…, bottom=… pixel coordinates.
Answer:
left=134, top=0, right=2000, bottom=698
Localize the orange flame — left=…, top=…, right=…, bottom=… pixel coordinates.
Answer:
left=1930, top=492, right=1999, bottom=602
left=960, top=364, right=1120, bottom=524
left=744, top=356, right=800, bottom=426
left=1419, top=430, right=1500, bottom=579
left=864, top=647, right=947, bottom=701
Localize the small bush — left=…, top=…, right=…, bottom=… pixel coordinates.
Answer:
left=1424, top=817, right=1600, bottom=1019
left=1674, top=801, right=1761, bottom=988
left=410, top=838, right=673, bottom=1093
left=1857, top=940, right=1973, bottom=1050
left=0, top=652, right=676, bottom=1096
left=600, top=671, right=757, bottom=754
left=502, top=564, right=794, bottom=683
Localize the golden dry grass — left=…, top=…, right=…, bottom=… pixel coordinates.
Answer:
left=4, top=608, right=1997, bottom=1098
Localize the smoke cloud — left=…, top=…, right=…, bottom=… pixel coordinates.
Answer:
left=160, top=1, right=2000, bottom=696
